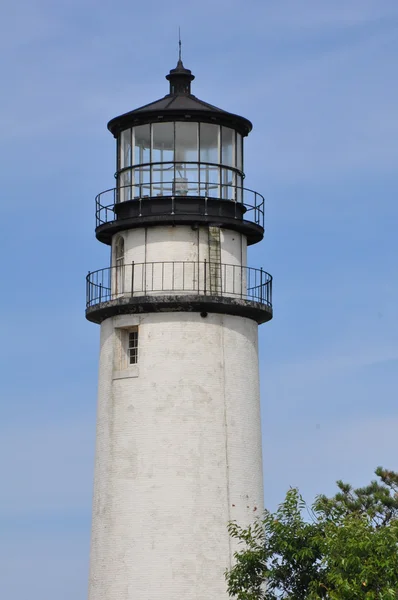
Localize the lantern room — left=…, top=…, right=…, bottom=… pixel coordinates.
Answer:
left=117, top=121, right=243, bottom=203
left=95, top=59, right=264, bottom=245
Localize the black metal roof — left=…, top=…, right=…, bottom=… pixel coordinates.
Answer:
left=107, top=60, right=253, bottom=137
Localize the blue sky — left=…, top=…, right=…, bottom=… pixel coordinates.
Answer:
left=0, top=0, right=397, bottom=597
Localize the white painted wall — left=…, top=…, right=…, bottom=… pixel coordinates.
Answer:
left=88, top=311, right=263, bottom=600
left=112, top=226, right=246, bottom=268
left=111, top=226, right=248, bottom=298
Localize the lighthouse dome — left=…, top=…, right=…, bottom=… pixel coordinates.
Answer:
left=107, top=60, right=252, bottom=137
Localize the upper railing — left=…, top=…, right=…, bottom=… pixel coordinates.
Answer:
left=86, top=261, right=272, bottom=310
left=95, top=182, right=265, bottom=230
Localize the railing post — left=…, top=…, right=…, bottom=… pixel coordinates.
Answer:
left=270, top=275, right=272, bottom=306
left=239, top=265, right=242, bottom=298
left=204, top=259, right=207, bottom=295
left=87, top=271, right=90, bottom=307
left=260, top=268, right=264, bottom=303
left=131, top=262, right=135, bottom=296
left=99, top=283, right=102, bottom=304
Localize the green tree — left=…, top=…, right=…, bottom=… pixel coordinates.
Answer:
left=225, top=468, right=398, bottom=600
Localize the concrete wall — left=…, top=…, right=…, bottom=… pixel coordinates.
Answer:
left=88, top=311, right=263, bottom=600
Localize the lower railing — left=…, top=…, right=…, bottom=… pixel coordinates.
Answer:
left=86, top=261, right=272, bottom=309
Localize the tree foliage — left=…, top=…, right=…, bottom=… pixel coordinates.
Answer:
left=225, top=468, right=398, bottom=600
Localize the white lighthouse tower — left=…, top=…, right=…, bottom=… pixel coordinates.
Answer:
left=86, top=57, right=272, bottom=600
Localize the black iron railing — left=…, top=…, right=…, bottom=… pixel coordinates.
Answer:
left=86, top=261, right=272, bottom=309
left=95, top=182, right=265, bottom=229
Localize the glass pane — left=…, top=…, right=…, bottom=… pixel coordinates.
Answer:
left=185, top=163, right=199, bottom=195
left=130, top=167, right=140, bottom=199
left=120, top=129, right=132, bottom=168
left=221, top=126, right=234, bottom=167
left=133, top=166, right=150, bottom=197
left=152, top=122, right=174, bottom=165
left=236, top=133, right=242, bottom=172
left=152, top=122, right=174, bottom=195
left=221, top=168, right=234, bottom=200
left=131, top=167, right=139, bottom=198
left=174, top=123, right=198, bottom=196
left=173, top=162, right=199, bottom=196
left=236, top=174, right=243, bottom=203
left=118, top=170, right=132, bottom=202
left=151, top=165, right=173, bottom=196
left=200, top=123, right=219, bottom=164
left=133, top=124, right=150, bottom=165
left=200, top=164, right=220, bottom=197
left=173, top=162, right=188, bottom=196
left=175, top=122, right=198, bottom=162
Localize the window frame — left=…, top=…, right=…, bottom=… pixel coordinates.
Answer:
left=127, top=329, right=138, bottom=365
left=113, top=325, right=140, bottom=377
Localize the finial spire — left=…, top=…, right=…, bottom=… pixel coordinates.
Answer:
left=166, top=34, right=195, bottom=95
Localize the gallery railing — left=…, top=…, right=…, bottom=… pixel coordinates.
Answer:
left=86, top=261, right=272, bottom=309
left=95, top=182, right=265, bottom=229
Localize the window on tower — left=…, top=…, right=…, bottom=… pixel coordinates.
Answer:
left=127, top=329, right=138, bottom=365
left=113, top=326, right=140, bottom=376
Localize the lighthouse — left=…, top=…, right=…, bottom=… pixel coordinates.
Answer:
left=86, top=57, right=272, bottom=600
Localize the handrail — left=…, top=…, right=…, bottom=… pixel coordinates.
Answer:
left=116, top=160, right=245, bottom=178
left=95, top=182, right=265, bottom=229
left=86, top=261, right=272, bottom=310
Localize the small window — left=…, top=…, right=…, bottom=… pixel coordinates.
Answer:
left=113, top=326, right=139, bottom=376
left=127, top=329, right=138, bottom=365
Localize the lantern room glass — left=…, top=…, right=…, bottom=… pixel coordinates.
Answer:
left=221, top=126, right=234, bottom=167
left=175, top=123, right=198, bottom=196
left=200, top=123, right=220, bottom=196
left=117, top=122, right=243, bottom=202
left=134, top=124, right=150, bottom=165
left=152, top=122, right=174, bottom=196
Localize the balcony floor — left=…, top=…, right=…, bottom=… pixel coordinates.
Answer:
left=85, top=293, right=273, bottom=325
